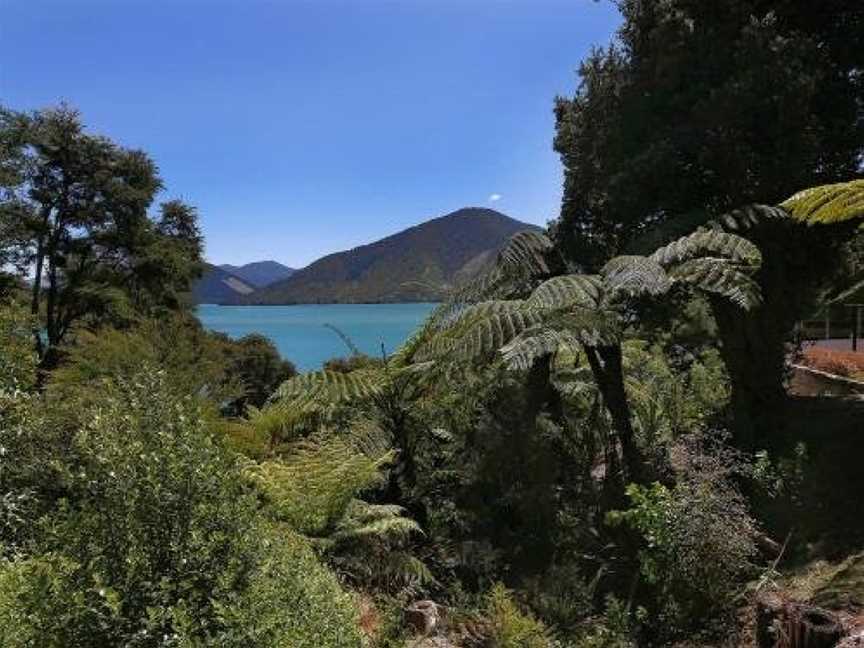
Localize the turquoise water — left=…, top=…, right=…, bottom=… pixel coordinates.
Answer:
left=196, top=303, right=438, bottom=372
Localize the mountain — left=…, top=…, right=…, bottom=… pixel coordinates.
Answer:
left=218, top=260, right=295, bottom=288
left=192, top=264, right=257, bottom=304
left=247, top=208, right=540, bottom=304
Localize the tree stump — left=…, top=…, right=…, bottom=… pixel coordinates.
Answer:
left=756, top=594, right=844, bottom=648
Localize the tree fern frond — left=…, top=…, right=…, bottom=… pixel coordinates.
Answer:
left=499, top=328, right=583, bottom=371
left=449, top=306, right=547, bottom=361
left=495, top=229, right=555, bottom=279
left=330, top=501, right=421, bottom=544
left=601, top=255, right=671, bottom=301
left=780, top=179, right=864, bottom=226
left=649, top=230, right=762, bottom=267
left=413, top=300, right=526, bottom=361
left=526, top=274, right=602, bottom=310
left=708, top=204, right=788, bottom=232
left=270, top=368, right=387, bottom=407
left=446, top=230, right=556, bottom=303
left=669, top=258, right=762, bottom=310
left=245, top=439, right=393, bottom=536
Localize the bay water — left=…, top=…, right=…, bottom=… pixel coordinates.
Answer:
left=196, top=303, right=438, bottom=372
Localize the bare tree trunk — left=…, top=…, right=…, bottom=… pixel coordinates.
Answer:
left=29, top=206, right=51, bottom=358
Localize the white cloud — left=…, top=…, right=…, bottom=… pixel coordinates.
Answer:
left=488, top=193, right=502, bottom=202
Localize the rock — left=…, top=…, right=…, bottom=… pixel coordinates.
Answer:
left=838, top=630, right=864, bottom=648
left=405, top=600, right=442, bottom=635
left=404, top=637, right=457, bottom=648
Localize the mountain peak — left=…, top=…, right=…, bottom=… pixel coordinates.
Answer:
left=245, top=208, right=540, bottom=304
left=217, top=260, right=295, bottom=288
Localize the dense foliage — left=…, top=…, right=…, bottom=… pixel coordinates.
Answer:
left=2, top=2, right=863, bottom=643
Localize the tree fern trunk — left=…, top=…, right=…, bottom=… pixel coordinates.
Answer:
left=713, top=300, right=788, bottom=452
left=583, top=344, right=646, bottom=485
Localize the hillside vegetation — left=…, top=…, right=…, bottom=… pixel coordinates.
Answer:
left=2, top=2, right=864, bottom=646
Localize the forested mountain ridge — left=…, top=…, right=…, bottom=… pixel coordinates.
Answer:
left=218, top=260, right=295, bottom=287
left=247, top=207, right=541, bottom=304
left=191, top=263, right=257, bottom=304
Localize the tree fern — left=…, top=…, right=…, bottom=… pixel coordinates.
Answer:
left=270, top=368, right=387, bottom=408
left=525, top=274, right=602, bottom=310
left=669, top=258, right=762, bottom=310
left=245, top=439, right=394, bottom=537
left=649, top=229, right=762, bottom=267
left=447, top=305, right=548, bottom=362
left=495, top=230, right=556, bottom=279
left=601, top=255, right=672, bottom=300
left=780, top=178, right=864, bottom=226
left=413, top=300, right=528, bottom=362
left=499, top=328, right=583, bottom=371
left=708, top=204, right=788, bottom=232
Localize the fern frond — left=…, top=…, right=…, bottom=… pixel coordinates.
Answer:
left=708, top=204, right=788, bottom=232
left=526, top=274, right=602, bottom=310
left=270, top=368, right=387, bottom=408
left=601, top=255, right=671, bottom=301
left=330, top=501, right=421, bottom=544
left=413, top=300, right=526, bottom=361
left=449, top=306, right=547, bottom=361
left=780, top=179, right=864, bottom=226
left=669, top=258, right=762, bottom=310
left=447, top=230, right=556, bottom=303
left=245, top=439, right=393, bottom=536
left=650, top=230, right=762, bottom=267
left=499, top=328, right=582, bottom=371
left=495, top=230, right=555, bottom=279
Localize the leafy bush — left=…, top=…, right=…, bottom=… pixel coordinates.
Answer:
left=485, top=583, right=551, bottom=648
left=607, top=435, right=757, bottom=640
left=0, top=301, right=37, bottom=392
left=571, top=595, right=637, bottom=648
left=0, top=368, right=362, bottom=646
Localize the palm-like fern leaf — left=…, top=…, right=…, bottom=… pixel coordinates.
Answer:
left=449, top=306, right=548, bottom=361
left=499, top=328, right=583, bottom=371
left=448, top=230, right=556, bottom=303
left=495, top=229, right=555, bottom=278
left=329, top=500, right=421, bottom=544
left=526, top=274, right=602, bottom=310
left=669, top=258, right=762, bottom=310
left=601, top=255, right=671, bottom=301
left=649, top=229, right=762, bottom=267
left=708, top=204, right=788, bottom=232
left=270, top=368, right=387, bottom=407
left=780, top=179, right=864, bottom=226
left=413, top=300, right=526, bottom=361
left=245, top=439, right=393, bottom=535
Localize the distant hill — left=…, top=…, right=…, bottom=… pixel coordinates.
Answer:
left=192, top=264, right=257, bottom=304
left=219, top=260, right=295, bottom=288
left=247, top=208, right=540, bottom=304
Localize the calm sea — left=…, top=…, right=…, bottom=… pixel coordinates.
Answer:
left=196, top=303, right=438, bottom=372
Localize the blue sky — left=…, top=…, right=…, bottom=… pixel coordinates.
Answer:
left=1, top=0, right=620, bottom=267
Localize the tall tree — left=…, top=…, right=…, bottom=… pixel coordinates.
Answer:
left=554, top=1, right=864, bottom=447
left=0, top=104, right=204, bottom=367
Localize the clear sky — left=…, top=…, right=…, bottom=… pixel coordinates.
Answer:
left=1, top=0, right=620, bottom=268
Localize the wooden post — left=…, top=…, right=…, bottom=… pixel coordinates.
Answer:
left=846, top=304, right=863, bottom=352
left=857, top=305, right=862, bottom=352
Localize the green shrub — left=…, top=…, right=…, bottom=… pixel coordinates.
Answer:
left=607, top=435, right=757, bottom=640
left=485, top=582, right=551, bottom=648
left=0, top=301, right=37, bottom=392
left=0, top=368, right=362, bottom=646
